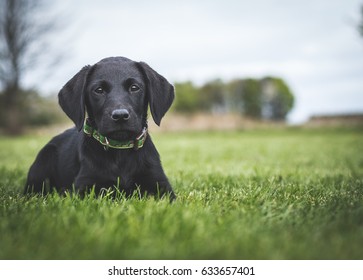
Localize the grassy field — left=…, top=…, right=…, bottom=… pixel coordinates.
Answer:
left=0, top=127, right=362, bottom=259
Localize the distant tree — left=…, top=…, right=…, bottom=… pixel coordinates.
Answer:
left=226, top=79, right=244, bottom=113
left=173, top=81, right=201, bottom=113
left=241, top=79, right=262, bottom=118
left=260, top=77, right=294, bottom=120
left=200, top=79, right=226, bottom=113
left=0, top=0, right=62, bottom=134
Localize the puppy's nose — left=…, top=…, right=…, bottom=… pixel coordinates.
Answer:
left=111, top=109, right=130, bottom=121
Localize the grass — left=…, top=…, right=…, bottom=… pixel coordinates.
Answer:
left=0, top=127, right=362, bottom=259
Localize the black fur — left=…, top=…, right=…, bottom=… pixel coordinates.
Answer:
left=25, top=57, right=175, bottom=200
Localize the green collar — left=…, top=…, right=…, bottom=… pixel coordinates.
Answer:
left=83, top=119, right=148, bottom=151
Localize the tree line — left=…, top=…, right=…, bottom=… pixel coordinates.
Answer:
left=173, top=77, right=295, bottom=121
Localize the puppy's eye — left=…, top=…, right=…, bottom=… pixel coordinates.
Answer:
left=95, top=87, right=104, bottom=94
left=129, top=84, right=140, bottom=93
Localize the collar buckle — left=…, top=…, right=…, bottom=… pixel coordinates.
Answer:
left=134, top=127, right=148, bottom=151
left=103, top=137, right=110, bottom=151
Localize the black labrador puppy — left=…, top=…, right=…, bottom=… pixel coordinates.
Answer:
left=24, top=57, right=176, bottom=200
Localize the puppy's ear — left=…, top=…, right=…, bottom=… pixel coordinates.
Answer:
left=58, top=65, right=91, bottom=130
left=138, top=62, right=174, bottom=126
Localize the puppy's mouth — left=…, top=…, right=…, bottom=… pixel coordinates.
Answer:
left=97, top=120, right=143, bottom=141
left=105, top=130, right=139, bottom=141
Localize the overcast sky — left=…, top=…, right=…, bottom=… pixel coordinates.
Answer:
left=26, top=0, right=363, bottom=123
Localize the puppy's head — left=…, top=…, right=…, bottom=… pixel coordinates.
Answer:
left=58, top=57, right=174, bottom=140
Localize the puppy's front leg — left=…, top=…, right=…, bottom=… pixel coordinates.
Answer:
left=73, top=166, right=104, bottom=196
left=136, top=167, right=176, bottom=201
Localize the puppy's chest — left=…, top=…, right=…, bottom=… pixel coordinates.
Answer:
left=100, top=152, right=143, bottom=177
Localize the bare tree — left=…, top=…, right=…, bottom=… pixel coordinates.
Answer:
left=360, top=5, right=363, bottom=37
left=0, top=0, right=61, bottom=134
